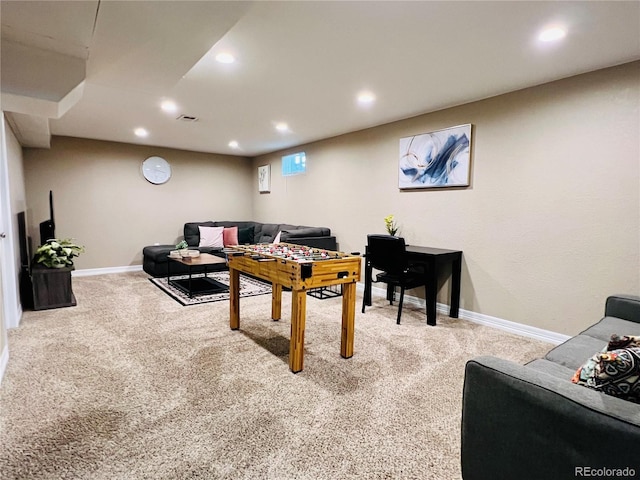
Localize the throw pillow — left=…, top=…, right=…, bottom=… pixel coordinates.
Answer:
left=608, top=334, right=640, bottom=350
left=281, top=227, right=326, bottom=239
left=198, top=226, right=224, bottom=248
left=223, top=226, right=239, bottom=247
left=572, top=337, right=640, bottom=404
left=238, top=226, right=254, bottom=245
left=273, top=231, right=282, bottom=244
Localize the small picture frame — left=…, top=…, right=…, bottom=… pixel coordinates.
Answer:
left=258, top=164, right=271, bottom=193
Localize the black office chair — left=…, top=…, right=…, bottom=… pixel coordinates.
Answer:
left=362, top=234, right=427, bottom=324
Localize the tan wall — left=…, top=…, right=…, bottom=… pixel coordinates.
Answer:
left=252, top=62, right=640, bottom=335
left=3, top=115, right=27, bottom=332
left=6, top=118, right=27, bottom=273
left=18, top=63, right=640, bottom=336
left=23, top=137, right=253, bottom=270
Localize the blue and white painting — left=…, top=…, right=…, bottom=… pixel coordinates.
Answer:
left=399, top=124, right=471, bottom=189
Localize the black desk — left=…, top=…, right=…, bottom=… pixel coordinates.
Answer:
left=363, top=245, right=462, bottom=326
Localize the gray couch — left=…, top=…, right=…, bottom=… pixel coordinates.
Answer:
left=461, top=294, right=640, bottom=480
left=143, top=220, right=337, bottom=277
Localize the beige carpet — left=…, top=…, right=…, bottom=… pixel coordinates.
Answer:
left=0, top=272, right=551, bottom=480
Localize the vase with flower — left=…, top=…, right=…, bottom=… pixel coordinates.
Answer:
left=384, top=214, right=399, bottom=236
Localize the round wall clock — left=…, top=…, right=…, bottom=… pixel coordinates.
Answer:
left=141, top=156, right=172, bottom=185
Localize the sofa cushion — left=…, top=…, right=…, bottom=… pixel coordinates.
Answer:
left=287, top=236, right=337, bottom=251
left=525, top=358, right=576, bottom=381
left=184, top=221, right=216, bottom=247
left=198, top=226, right=224, bottom=248
left=223, top=227, right=239, bottom=246
left=580, top=317, right=640, bottom=342
left=254, top=224, right=280, bottom=244
left=213, top=221, right=256, bottom=229
left=280, top=227, right=329, bottom=239
left=544, top=334, right=608, bottom=370
left=198, top=247, right=223, bottom=255
left=572, top=346, right=640, bottom=404
left=142, top=245, right=175, bottom=263
left=238, top=226, right=255, bottom=245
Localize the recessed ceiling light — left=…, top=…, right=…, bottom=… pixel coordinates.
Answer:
left=275, top=122, right=289, bottom=132
left=228, top=140, right=239, bottom=149
left=357, top=91, right=376, bottom=104
left=215, top=52, right=235, bottom=64
left=538, top=26, right=566, bottom=42
left=161, top=100, right=178, bottom=113
left=134, top=127, right=149, bottom=138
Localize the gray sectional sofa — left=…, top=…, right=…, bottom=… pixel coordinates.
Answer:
left=142, top=220, right=337, bottom=277
left=461, top=294, right=640, bottom=480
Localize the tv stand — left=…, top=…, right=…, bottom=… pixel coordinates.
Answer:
left=31, top=264, right=76, bottom=310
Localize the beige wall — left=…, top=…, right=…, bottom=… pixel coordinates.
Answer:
left=252, top=62, right=640, bottom=335
left=6, top=119, right=27, bottom=277
left=18, top=62, right=640, bottom=336
left=2, top=114, right=27, bottom=345
left=23, top=137, right=253, bottom=270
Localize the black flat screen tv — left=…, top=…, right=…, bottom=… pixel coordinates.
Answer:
left=39, top=190, right=55, bottom=245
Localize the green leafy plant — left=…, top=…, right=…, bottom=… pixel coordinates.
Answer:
left=176, top=240, right=188, bottom=250
left=34, top=238, right=85, bottom=268
left=384, top=214, right=399, bottom=236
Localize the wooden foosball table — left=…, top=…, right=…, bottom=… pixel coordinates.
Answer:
left=226, top=243, right=361, bottom=373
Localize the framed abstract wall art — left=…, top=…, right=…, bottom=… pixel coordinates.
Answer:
left=258, top=164, right=270, bottom=193
left=399, top=124, right=472, bottom=189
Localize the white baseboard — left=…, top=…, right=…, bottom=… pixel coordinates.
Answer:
left=454, top=307, right=570, bottom=345
left=0, top=343, right=8, bottom=386
left=72, top=265, right=143, bottom=277
left=358, top=283, right=569, bottom=345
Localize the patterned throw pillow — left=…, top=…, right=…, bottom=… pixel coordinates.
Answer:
left=607, top=334, right=640, bottom=350
left=572, top=334, right=640, bottom=404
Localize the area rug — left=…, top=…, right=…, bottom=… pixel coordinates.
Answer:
left=149, top=271, right=271, bottom=306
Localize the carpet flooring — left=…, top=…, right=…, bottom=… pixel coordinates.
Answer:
left=0, top=272, right=552, bottom=479
left=150, top=271, right=272, bottom=306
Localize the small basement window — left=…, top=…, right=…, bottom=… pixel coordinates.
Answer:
left=282, top=152, right=306, bottom=176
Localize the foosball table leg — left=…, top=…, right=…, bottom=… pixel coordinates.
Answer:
left=341, top=281, right=356, bottom=358
left=289, top=289, right=307, bottom=373
left=229, top=268, right=240, bottom=330
left=272, top=282, right=282, bottom=321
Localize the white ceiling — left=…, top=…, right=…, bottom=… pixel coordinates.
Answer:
left=2, top=0, right=639, bottom=157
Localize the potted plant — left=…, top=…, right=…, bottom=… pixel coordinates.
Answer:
left=34, top=238, right=85, bottom=269
left=176, top=239, right=189, bottom=255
